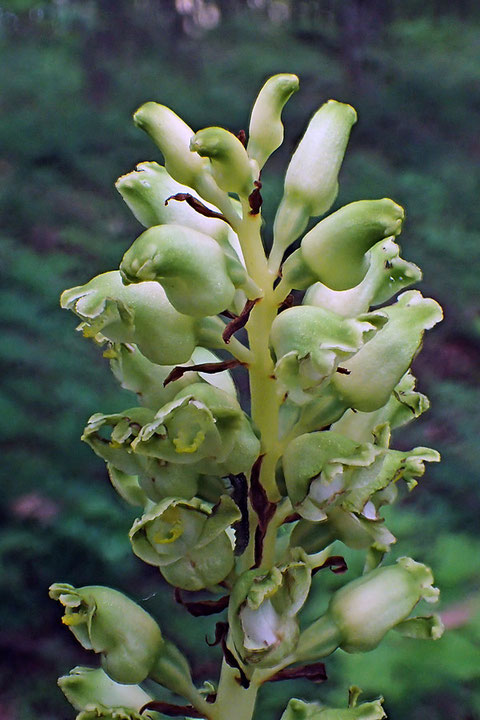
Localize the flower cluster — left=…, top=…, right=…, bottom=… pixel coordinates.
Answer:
left=53, top=74, right=443, bottom=720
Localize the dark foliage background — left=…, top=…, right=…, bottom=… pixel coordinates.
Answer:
left=1, top=1, right=479, bottom=718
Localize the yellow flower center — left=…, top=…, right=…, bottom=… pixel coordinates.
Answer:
left=173, top=429, right=205, bottom=454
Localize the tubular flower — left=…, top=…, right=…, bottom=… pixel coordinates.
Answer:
left=296, top=557, right=443, bottom=660
left=273, top=100, right=357, bottom=262
left=282, top=199, right=405, bottom=292
left=61, top=271, right=199, bottom=365
left=49, top=584, right=163, bottom=684
left=119, top=224, right=249, bottom=317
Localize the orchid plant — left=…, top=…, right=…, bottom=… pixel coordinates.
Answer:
left=51, top=74, right=444, bottom=720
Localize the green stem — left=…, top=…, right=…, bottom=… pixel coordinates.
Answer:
left=212, top=661, right=260, bottom=720
left=236, top=200, right=282, bottom=503
left=272, top=276, right=293, bottom=305
left=258, top=498, right=294, bottom=570
left=196, top=174, right=242, bottom=230
left=221, top=334, right=253, bottom=364
left=213, top=201, right=296, bottom=720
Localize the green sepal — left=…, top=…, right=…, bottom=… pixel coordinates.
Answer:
left=331, top=372, right=430, bottom=443
left=280, top=696, right=385, bottom=720
left=247, top=73, right=299, bottom=170
left=271, top=305, right=387, bottom=405
left=342, top=442, right=440, bottom=511
left=83, top=406, right=204, bottom=501
left=331, top=290, right=443, bottom=411
left=394, top=613, right=444, bottom=639
left=49, top=584, right=163, bottom=684
left=82, top=407, right=155, bottom=477
left=129, top=495, right=240, bottom=590
left=190, top=126, right=255, bottom=196
left=107, top=464, right=147, bottom=507
left=282, top=431, right=379, bottom=520
left=61, top=271, right=198, bottom=365
left=303, top=237, right=421, bottom=317
left=119, top=224, right=248, bottom=317
left=58, top=666, right=153, bottom=720
left=279, top=384, right=348, bottom=439
left=291, top=510, right=396, bottom=561
left=283, top=199, right=404, bottom=292
left=273, top=100, right=357, bottom=256
left=229, top=549, right=311, bottom=668
left=138, top=462, right=201, bottom=503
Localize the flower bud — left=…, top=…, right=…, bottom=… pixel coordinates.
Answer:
left=58, top=666, right=153, bottom=720
left=133, top=102, right=206, bottom=188
left=247, top=73, right=299, bottom=169
left=191, top=126, right=255, bottom=196
left=283, top=199, right=404, bottom=292
left=49, top=584, right=164, bottom=684
left=229, top=549, right=311, bottom=668
left=331, top=290, right=443, bottom=411
left=280, top=696, right=386, bottom=720
left=296, top=557, right=441, bottom=660
left=273, top=100, right=357, bottom=257
left=270, top=305, right=387, bottom=405
left=115, top=161, right=244, bottom=265
left=107, top=464, right=147, bottom=507
left=129, top=495, right=240, bottom=590
left=116, top=161, right=213, bottom=232
left=61, top=271, right=198, bottom=365
left=303, top=237, right=422, bottom=317
left=120, top=224, right=247, bottom=317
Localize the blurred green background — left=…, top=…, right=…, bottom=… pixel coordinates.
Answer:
left=1, top=1, right=480, bottom=718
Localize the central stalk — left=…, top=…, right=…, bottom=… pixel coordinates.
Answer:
left=237, top=202, right=282, bottom=503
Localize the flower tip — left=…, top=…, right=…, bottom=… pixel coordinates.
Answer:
left=432, top=615, right=445, bottom=639
left=132, top=101, right=156, bottom=129
left=325, top=98, right=358, bottom=123
left=275, top=72, right=300, bottom=93
left=115, top=172, right=134, bottom=190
